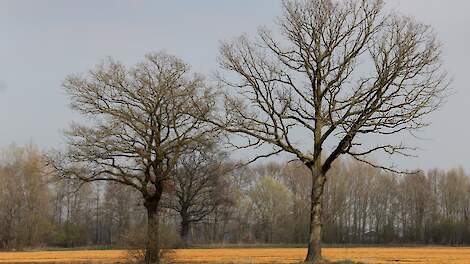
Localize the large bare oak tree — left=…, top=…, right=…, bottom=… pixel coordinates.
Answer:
left=210, top=0, right=449, bottom=262
left=51, top=52, right=215, bottom=264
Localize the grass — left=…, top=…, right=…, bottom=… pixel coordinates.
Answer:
left=331, top=261, right=364, bottom=264
left=192, top=243, right=308, bottom=249
left=3, top=246, right=470, bottom=263
left=190, top=242, right=464, bottom=249
left=298, top=260, right=364, bottom=264
left=43, top=245, right=116, bottom=251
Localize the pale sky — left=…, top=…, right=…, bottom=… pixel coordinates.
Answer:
left=0, top=1, right=469, bottom=171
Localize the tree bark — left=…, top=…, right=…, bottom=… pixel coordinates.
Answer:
left=144, top=199, right=161, bottom=264
left=305, top=168, right=326, bottom=263
left=180, top=218, right=190, bottom=246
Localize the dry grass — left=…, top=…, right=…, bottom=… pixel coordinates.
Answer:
left=0, top=250, right=126, bottom=263
left=169, top=247, right=470, bottom=264
left=0, top=247, right=470, bottom=263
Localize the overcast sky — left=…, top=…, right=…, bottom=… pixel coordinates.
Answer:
left=0, top=1, right=469, bottom=171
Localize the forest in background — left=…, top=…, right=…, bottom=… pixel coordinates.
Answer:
left=1, top=144, right=469, bottom=250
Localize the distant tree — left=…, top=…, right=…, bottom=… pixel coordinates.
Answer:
left=211, top=0, right=449, bottom=262
left=101, top=182, right=137, bottom=245
left=48, top=176, right=96, bottom=247
left=368, top=171, right=399, bottom=243
left=400, top=172, right=431, bottom=242
left=282, top=161, right=311, bottom=243
left=248, top=175, right=292, bottom=243
left=437, top=168, right=469, bottom=244
left=217, top=163, right=253, bottom=243
left=50, top=52, right=216, bottom=264
left=322, top=160, right=350, bottom=243
left=0, top=145, right=50, bottom=249
left=164, top=142, right=229, bottom=245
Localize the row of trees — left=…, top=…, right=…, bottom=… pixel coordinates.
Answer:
left=0, top=145, right=144, bottom=249
left=2, top=145, right=469, bottom=251
left=186, top=160, right=470, bottom=246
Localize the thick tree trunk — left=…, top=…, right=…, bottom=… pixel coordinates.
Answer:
left=144, top=200, right=161, bottom=264
left=305, top=169, right=326, bottom=263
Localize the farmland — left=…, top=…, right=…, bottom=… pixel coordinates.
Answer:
left=0, top=247, right=469, bottom=264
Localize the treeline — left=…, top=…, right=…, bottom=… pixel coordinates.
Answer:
left=0, top=145, right=145, bottom=249
left=187, top=160, right=470, bottom=245
left=0, top=144, right=469, bottom=250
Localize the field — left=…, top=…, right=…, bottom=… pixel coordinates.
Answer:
left=0, top=247, right=470, bottom=263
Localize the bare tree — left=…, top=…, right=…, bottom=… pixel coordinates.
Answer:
left=282, top=161, right=311, bottom=243
left=248, top=175, right=292, bottom=243
left=210, top=0, right=449, bottom=262
left=0, top=145, right=50, bottom=249
left=50, top=52, right=216, bottom=264
left=400, top=172, right=430, bottom=242
left=164, top=142, right=229, bottom=245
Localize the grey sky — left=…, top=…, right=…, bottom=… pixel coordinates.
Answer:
left=0, top=1, right=469, bottom=171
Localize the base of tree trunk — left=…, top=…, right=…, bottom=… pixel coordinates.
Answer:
left=302, top=259, right=354, bottom=264
left=303, top=260, right=362, bottom=264
left=144, top=201, right=161, bottom=264
left=304, top=256, right=324, bottom=264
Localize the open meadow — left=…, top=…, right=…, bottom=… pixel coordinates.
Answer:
left=0, top=247, right=469, bottom=264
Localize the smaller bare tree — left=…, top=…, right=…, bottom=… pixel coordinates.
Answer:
left=163, top=142, right=229, bottom=245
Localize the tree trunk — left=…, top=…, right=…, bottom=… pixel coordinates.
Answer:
left=180, top=218, right=190, bottom=246
left=305, top=168, right=326, bottom=263
left=144, top=200, right=161, bottom=264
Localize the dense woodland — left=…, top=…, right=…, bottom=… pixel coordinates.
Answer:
left=1, top=144, right=469, bottom=250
